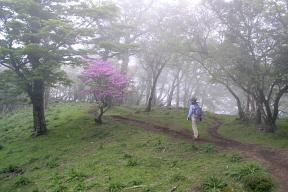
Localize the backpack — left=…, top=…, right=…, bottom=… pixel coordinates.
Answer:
left=194, top=104, right=203, bottom=120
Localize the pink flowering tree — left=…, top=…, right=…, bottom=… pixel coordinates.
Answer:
left=81, top=59, right=129, bottom=123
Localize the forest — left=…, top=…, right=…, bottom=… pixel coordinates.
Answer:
left=0, top=0, right=288, bottom=192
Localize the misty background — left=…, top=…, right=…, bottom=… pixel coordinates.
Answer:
left=1, top=0, right=288, bottom=119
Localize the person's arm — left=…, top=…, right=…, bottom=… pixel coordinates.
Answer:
left=187, top=105, right=193, bottom=120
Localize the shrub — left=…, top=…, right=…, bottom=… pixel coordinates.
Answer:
left=229, top=153, right=242, bottom=163
left=243, top=174, right=274, bottom=192
left=128, top=180, right=143, bottom=186
left=170, top=160, right=178, bottom=168
left=1, top=165, right=23, bottom=175
left=109, top=182, right=125, bottom=192
left=127, top=159, right=138, bottom=167
left=14, top=176, right=31, bottom=187
left=67, top=169, right=86, bottom=182
left=143, top=186, right=152, bottom=192
left=52, top=184, right=67, bottom=192
left=123, top=153, right=132, bottom=159
left=230, top=163, right=264, bottom=181
left=135, top=110, right=141, bottom=114
left=46, top=156, right=59, bottom=168
left=201, top=176, right=228, bottom=192
left=28, top=157, right=39, bottom=164
left=202, top=144, right=215, bottom=153
left=73, top=182, right=86, bottom=191
left=50, top=173, right=67, bottom=192
left=170, top=173, right=187, bottom=182
left=190, top=144, right=199, bottom=151
left=0, top=144, right=3, bottom=150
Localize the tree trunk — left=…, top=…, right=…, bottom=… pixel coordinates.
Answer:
left=145, top=80, right=152, bottom=105
left=261, top=85, right=288, bottom=132
left=183, top=79, right=191, bottom=108
left=145, top=78, right=158, bottom=112
left=136, top=87, right=145, bottom=105
left=166, top=89, right=174, bottom=107
left=152, top=91, right=157, bottom=106
left=255, top=100, right=262, bottom=124
left=245, top=94, right=250, bottom=114
left=31, top=80, right=47, bottom=135
left=263, top=120, right=277, bottom=133
left=145, top=90, right=154, bottom=112
left=236, top=98, right=246, bottom=120
left=176, top=75, right=180, bottom=108
left=95, top=106, right=104, bottom=124
left=251, top=96, right=256, bottom=114
left=44, top=86, right=50, bottom=110
left=166, top=76, right=177, bottom=107
left=263, top=99, right=276, bottom=132
left=225, top=84, right=246, bottom=120
left=255, top=91, right=276, bottom=131
left=121, top=52, right=129, bottom=75
left=144, top=58, right=167, bottom=112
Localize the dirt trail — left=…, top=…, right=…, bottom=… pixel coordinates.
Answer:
left=112, top=115, right=288, bottom=192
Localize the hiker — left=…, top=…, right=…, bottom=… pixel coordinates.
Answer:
left=187, top=97, right=202, bottom=139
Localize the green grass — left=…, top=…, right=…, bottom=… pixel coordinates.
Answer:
left=110, top=106, right=216, bottom=140
left=0, top=104, right=277, bottom=191
left=217, top=115, right=288, bottom=148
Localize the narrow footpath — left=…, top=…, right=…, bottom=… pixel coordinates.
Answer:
left=112, top=115, right=288, bottom=192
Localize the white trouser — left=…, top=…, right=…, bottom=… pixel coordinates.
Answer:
left=191, top=116, right=198, bottom=138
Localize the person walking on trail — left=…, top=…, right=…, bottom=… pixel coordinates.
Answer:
left=187, top=97, right=202, bottom=140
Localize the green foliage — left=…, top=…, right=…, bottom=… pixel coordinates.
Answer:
left=123, top=153, right=132, bottom=159
left=67, top=169, right=86, bottom=182
left=0, top=71, right=28, bottom=104
left=1, top=164, right=23, bottom=175
left=218, top=116, right=288, bottom=148
left=205, top=0, right=288, bottom=132
left=170, top=173, right=187, bottom=182
left=0, top=144, right=3, bottom=150
left=108, top=182, right=125, bottom=192
left=243, top=174, right=274, bottom=192
left=201, top=176, right=228, bottom=192
left=126, top=159, right=138, bottom=167
left=14, top=176, right=31, bottom=187
left=128, top=179, right=143, bottom=186
left=50, top=173, right=67, bottom=192
left=202, top=144, right=215, bottom=153
left=224, top=162, right=274, bottom=192
left=150, top=137, right=167, bottom=152
left=46, top=156, right=59, bottom=168
left=0, top=104, right=274, bottom=191
left=229, top=163, right=264, bottom=181
left=229, top=153, right=243, bottom=163
left=0, top=0, right=81, bottom=87
left=190, top=143, right=199, bottom=151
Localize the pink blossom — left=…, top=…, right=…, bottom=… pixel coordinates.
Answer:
left=80, top=59, right=129, bottom=104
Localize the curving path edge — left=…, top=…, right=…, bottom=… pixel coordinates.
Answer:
left=112, top=115, right=288, bottom=192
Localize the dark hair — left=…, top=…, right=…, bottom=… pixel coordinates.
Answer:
left=190, top=97, right=197, bottom=104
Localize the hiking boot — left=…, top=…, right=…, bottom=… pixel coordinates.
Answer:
left=193, top=135, right=199, bottom=140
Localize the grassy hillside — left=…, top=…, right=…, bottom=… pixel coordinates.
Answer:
left=0, top=104, right=276, bottom=191
left=217, top=115, right=288, bottom=148
left=109, top=106, right=217, bottom=140
left=120, top=106, right=288, bottom=148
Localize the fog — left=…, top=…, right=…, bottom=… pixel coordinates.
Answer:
left=1, top=0, right=288, bottom=122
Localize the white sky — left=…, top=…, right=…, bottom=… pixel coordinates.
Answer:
left=158, top=0, right=202, bottom=6
left=169, top=0, right=202, bottom=5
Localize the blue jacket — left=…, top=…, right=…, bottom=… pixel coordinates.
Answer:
left=187, top=104, right=198, bottom=118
